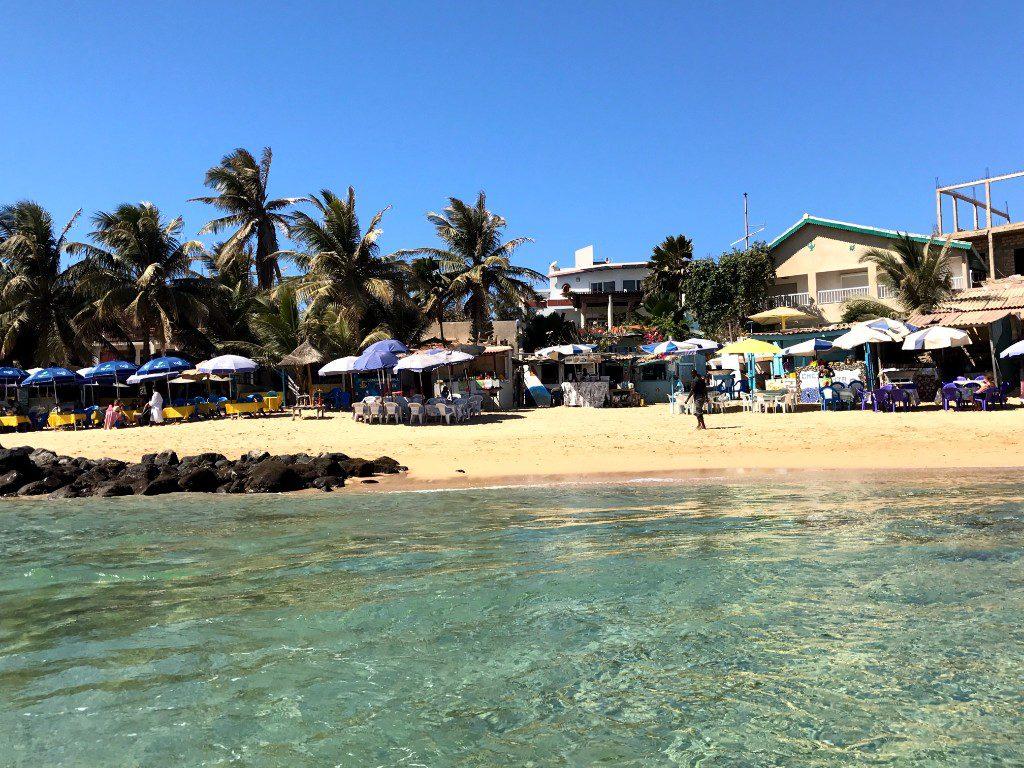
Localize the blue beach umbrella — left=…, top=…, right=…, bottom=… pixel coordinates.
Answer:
left=0, top=366, right=28, bottom=403
left=136, top=356, right=191, bottom=377
left=88, top=360, right=139, bottom=382
left=20, top=367, right=85, bottom=407
left=363, top=339, right=408, bottom=355
left=640, top=339, right=695, bottom=355
left=353, top=348, right=400, bottom=372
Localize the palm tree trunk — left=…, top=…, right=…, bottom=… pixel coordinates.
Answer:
left=255, top=219, right=279, bottom=291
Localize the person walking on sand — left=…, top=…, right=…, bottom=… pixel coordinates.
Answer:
left=684, top=370, right=708, bottom=430
left=147, top=388, right=165, bottom=426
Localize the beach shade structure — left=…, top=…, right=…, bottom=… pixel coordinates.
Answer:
left=902, top=326, right=971, bottom=351
left=430, top=348, right=476, bottom=366
left=0, top=366, right=28, bottom=403
left=353, top=348, right=400, bottom=372
left=718, top=338, right=783, bottom=394
left=640, top=339, right=696, bottom=355
left=683, top=337, right=721, bottom=352
left=318, top=356, right=360, bottom=376
left=779, top=338, right=834, bottom=356
left=76, top=366, right=96, bottom=379
left=362, top=339, right=409, bottom=356
left=393, top=352, right=447, bottom=374
left=279, top=340, right=324, bottom=403
left=535, top=344, right=596, bottom=359
left=197, top=354, right=258, bottom=375
left=999, top=339, right=1024, bottom=359
left=748, top=306, right=812, bottom=331
left=861, top=317, right=919, bottom=338
left=135, top=356, right=192, bottom=378
left=20, top=366, right=85, bottom=406
left=88, top=360, right=138, bottom=382
left=832, top=322, right=908, bottom=386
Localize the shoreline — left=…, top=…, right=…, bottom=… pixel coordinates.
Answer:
left=6, top=405, right=1024, bottom=496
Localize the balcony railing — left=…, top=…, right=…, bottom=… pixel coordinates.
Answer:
left=768, top=292, right=810, bottom=308
left=877, top=275, right=964, bottom=301
left=817, top=286, right=870, bottom=305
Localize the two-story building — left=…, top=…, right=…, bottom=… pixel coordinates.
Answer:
left=538, top=245, right=649, bottom=329
left=767, top=214, right=976, bottom=324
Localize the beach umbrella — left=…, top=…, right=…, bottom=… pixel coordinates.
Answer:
left=779, top=338, right=834, bottom=356
left=862, top=317, right=918, bottom=338
left=20, top=366, right=85, bottom=406
left=640, top=339, right=696, bottom=355
left=353, top=348, right=400, bottom=372
left=76, top=366, right=96, bottom=378
left=832, top=325, right=896, bottom=349
left=718, top=338, right=782, bottom=395
left=137, top=356, right=192, bottom=377
left=535, top=344, right=596, bottom=358
left=683, top=337, right=721, bottom=352
left=363, top=339, right=408, bottom=355
left=197, top=354, right=258, bottom=374
left=902, top=326, right=971, bottom=351
left=393, top=352, right=447, bottom=373
left=748, top=306, right=812, bottom=331
left=88, top=360, right=138, bottom=382
left=318, top=356, right=360, bottom=376
left=999, top=339, right=1024, bottom=359
left=0, top=366, right=27, bottom=403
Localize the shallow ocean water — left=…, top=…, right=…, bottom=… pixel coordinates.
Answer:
left=1, top=476, right=1024, bottom=766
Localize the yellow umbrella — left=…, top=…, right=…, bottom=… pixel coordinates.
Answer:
left=748, top=306, right=811, bottom=331
left=718, top=338, right=783, bottom=356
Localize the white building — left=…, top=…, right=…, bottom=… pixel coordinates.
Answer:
left=538, top=245, right=650, bottom=329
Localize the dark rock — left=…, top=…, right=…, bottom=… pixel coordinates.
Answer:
left=154, top=450, right=179, bottom=468
left=368, top=456, right=403, bottom=475
left=311, top=475, right=343, bottom=492
left=29, top=448, right=59, bottom=465
left=178, top=467, right=220, bottom=493
left=360, top=479, right=379, bottom=485
left=0, top=446, right=34, bottom=475
left=141, top=469, right=182, bottom=496
left=117, top=462, right=159, bottom=493
left=0, top=470, right=27, bottom=495
left=49, top=485, right=84, bottom=499
left=245, top=458, right=303, bottom=493
left=98, top=481, right=133, bottom=497
left=242, top=450, right=270, bottom=464
left=16, top=480, right=50, bottom=496
left=340, top=458, right=373, bottom=477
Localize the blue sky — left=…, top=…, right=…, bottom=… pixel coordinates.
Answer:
left=3, top=1, right=1024, bottom=274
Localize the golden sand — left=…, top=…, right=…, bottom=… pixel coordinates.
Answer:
left=5, top=404, right=1024, bottom=490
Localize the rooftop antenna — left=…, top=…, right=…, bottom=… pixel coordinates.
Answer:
left=731, top=192, right=765, bottom=248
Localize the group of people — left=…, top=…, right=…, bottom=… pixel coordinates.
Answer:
left=100, top=390, right=167, bottom=429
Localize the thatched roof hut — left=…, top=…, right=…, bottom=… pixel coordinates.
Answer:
left=279, top=340, right=323, bottom=368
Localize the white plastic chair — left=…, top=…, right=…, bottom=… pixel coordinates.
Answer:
left=383, top=401, right=402, bottom=424
left=408, top=402, right=425, bottom=425
left=367, top=402, right=383, bottom=424
left=425, top=403, right=440, bottom=424
left=435, top=403, right=455, bottom=425
left=739, top=392, right=755, bottom=412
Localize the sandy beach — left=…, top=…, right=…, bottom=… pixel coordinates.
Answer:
left=5, top=404, right=1024, bottom=490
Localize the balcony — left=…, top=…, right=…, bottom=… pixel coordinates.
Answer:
left=817, top=286, right=870, bottom=305
left=877, top=275, right=965, bottom=301
left=768, top=292, right=810, bottom=308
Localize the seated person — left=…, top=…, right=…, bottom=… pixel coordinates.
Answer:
left=975, top=373, right=996, bottom=395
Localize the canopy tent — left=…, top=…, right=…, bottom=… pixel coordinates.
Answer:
left=901, top=326, right=971, bottom=351
left=748, top=306, right=812, bottom=331
left=779, top=338, right=834, bottom=356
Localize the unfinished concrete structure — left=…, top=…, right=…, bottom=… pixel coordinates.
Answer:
left=936, top=169, right=1024, bottom=280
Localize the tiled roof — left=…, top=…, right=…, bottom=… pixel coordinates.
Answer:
left=908, top=276, right=1024, bottom=327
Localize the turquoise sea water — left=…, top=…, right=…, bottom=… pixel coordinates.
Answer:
left=2, top=476, right=1024, bottom=766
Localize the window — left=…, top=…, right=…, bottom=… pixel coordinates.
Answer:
left=840, top=272, right=869, bottom=289
left=622, top=279, right=639, bottom=292
left=588, top=281, right=616, bottom=292
left=1014, top=248, right=1024, bottom=276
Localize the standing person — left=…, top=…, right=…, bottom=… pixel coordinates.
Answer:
left=147, top=388, right=165, bottom=426
left=685, top=370, right=709, bottom=430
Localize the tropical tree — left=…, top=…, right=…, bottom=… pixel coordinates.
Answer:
left=642, top=234, right=693, bottom=299
left=0, top=201, right=88, bottom=366
left=67, top=203, right=216, bottom=355
left=398, top=192, right=543, bottom=343
left=840, top=297, right=906, bottom=324
left=679, top=242, right=775, bottom=339
left=279, top=187, right=407, bottom=347
left=520, top=312, right=581, bottom=352
left=407, top=256, right=457, bottom=341
left=859, top=233, right=957, bottom=313
left=191, top=147, right=298, bottom=290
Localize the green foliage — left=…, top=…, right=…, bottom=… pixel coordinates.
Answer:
left=0, top=201, right=88, bottom=366
left=859, top=233, right=956, bottom=313
left=643, top=234, right=693, bottom=299
left=641, top=292, right=690, bottom=340
left=839, top=297, right=906, bottom=324
left=191, top=147, right=299, bottom=290
left=520, top=312, right=580, bottom=352
left=679, top=242, right=775, bottom=338
left=396, top=192, right=543, bottom=343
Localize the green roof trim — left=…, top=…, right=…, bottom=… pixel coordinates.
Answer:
left=768, top=215, right=973, bottom=252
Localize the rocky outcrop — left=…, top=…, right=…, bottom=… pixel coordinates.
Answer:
left=0, top=445, right=407, bottom=499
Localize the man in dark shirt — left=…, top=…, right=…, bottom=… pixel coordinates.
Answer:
left=685, top=370, right=709, bottom=429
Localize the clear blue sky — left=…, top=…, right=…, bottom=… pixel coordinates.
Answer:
left=3, top=1, right=1024, bottom=274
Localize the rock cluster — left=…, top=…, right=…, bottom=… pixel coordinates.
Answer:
left=0, top=446, right=406, bottom=499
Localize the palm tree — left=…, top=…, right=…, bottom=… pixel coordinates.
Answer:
left=279, top=187, right=406, bottom=345
left=397, top=192, right=543, bottom=343
left=643, top=234, right=693, bottom=299
left=67, top=203, right=216, bottom=355
left=859, top=233, right=957, bottom=313
left=407, top=256, right=456, bottom=341
left=191, top=147, right=298, bottom=290
left=0, top=201, right=88, bottom=366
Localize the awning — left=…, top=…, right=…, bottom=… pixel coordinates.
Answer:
left=909, top=309, right=1013, bottom=328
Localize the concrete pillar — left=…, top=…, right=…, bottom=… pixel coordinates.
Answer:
left=807, top=272, right=818, bottom=306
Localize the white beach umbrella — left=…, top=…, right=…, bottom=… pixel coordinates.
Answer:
left=393, top=353, right=446, bottom=373
left=861, top=317, right=918, bottom=338
left=779, top=338, right=834, bottom=356
left=832, top=325, right=898, bottom=349
left=534, top=344, right=596, bottom=358
left=318, top=355, right=360, bottom=376
left=197, top=354, right=258, bottom=374
left=683, top=337, right=721, bottom=351
left=902, top=326, right=971, bottom=351
left=999, top=339, right=1024, bottom=359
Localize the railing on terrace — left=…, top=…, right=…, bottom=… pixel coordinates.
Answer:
left=877, top=276, right=964, bottom=301
left=768, top=292, right=810, bottom=308
left=817, top=286, right=869, bottom=305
